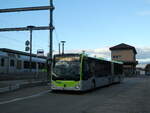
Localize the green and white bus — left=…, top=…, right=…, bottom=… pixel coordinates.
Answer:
left=51, top=53, right=123, bottom=91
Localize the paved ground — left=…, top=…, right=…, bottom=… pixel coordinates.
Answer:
left=0, top=79, right=46, bottom=88
left=0, top=80, right=25, bottom=88
left=0, top=77, right=150, bottom=113
left=0, top=79, right=48, bottom=94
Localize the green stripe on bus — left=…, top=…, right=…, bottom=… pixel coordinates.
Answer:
left=52, top=80, right=79, bottom=87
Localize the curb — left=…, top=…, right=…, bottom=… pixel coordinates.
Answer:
left=0, top=81, right=49, bottom=94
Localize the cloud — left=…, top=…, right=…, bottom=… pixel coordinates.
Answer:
left=136, top=47, right=150, bottom=64
left=54, top=47, right=111, bottom=59
left=138, top=58, right=150, bottom=63
left=54, top=46, right=150, bottom=65
left=145, top=0, right=150, bottom=4
left=136, top=0, right=150, bottom=16
left=66, top=47, right=111, bottom=59
left=64, top=47, right=150, bottom=64
left=136, top=11, right=150, bottom=16
left=136, top=47, right=150, bottom=59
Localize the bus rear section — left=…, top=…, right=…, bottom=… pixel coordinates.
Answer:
left=51, top=54, right=82, bottom=91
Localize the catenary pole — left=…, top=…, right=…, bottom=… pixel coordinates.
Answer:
left=48, top=0, right=55, bottom=81
left=0, top=3, right=55, bottom=81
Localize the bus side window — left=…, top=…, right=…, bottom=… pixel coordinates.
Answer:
left=95, top=61, right=101, bottom=77
left=89, top=61, right=95, bottom=77
left=83, top=60, right=90, bottom=80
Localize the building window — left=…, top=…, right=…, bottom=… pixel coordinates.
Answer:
left=113, top=55, right=122, bottom=59
left=113, top=56, right=118, bottom=58
left=10, top=60, right=15, bottom=67
left=1, top=58, right=5, bottom=67
left=113, top=56, right=116, bottom=58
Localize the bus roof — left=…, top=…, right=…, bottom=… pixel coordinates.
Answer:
left=82, top=54, right=123, bottom=64
left=54, top=53, right=80, bottom=57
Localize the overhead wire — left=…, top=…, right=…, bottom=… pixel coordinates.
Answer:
left=0, top=12, right=46, bottom=43
left=53, top=21, right=60, bottom=42
left=0, top=9, right=50, bottom=53
left=0, top=20, right=45, bottom=51
left=53, top=20, right=62, bottom=54
left=0, top=35, right=24, bottom=48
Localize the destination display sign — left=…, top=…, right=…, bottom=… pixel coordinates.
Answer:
left=55, top=56, right=80, bottom=61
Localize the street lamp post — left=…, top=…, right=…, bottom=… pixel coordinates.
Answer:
left=61, top=41, right=66, bottom=55
left=27, top=25, right=35, bottom=73
left=59, top=43, right=61, bottom=55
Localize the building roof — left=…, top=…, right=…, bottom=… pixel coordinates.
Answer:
left=0, top=48, right=47, bottom=59
left=109, top=43, right=137, bottom=54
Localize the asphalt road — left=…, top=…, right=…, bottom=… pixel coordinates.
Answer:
left=0, top=77, right=150, bottom=113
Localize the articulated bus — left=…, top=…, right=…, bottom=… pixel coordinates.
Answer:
left=51, top=53, right=123, bottom=91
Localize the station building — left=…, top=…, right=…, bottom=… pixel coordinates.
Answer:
left=110, top=43, right=138, bottom=75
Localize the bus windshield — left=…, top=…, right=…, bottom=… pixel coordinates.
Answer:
left=52, top=56, right=80, bottom=81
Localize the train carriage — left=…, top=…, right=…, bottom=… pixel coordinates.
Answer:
left=0, top=48, right=47, bottom=76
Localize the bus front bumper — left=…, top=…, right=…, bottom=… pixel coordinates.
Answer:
left=51, top=80, right=81, bottom=91
left=51, top=85, right=81, bottom=91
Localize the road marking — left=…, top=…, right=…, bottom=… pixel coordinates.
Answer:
left=0, top=90, right=51, bottom=105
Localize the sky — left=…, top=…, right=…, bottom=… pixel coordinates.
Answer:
left=0, top=0, right=150, bottom=65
